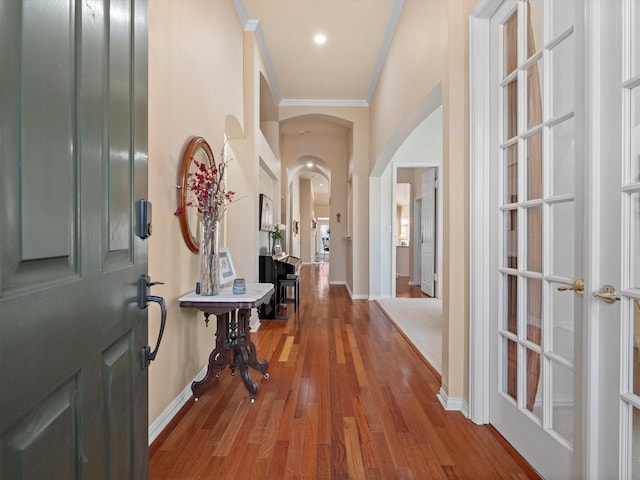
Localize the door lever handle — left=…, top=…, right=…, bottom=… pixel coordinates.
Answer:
left=592, top=284, right=621, bottom=304
left=557, top=279, right=584, bottom=296
left=138, top=274, right=167, bottom=369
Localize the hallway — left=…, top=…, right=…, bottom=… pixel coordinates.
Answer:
left=149, top=265, right=535, bottom=479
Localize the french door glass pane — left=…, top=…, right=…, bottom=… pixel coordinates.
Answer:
left=526, top=0, right=543, bottom=59
left=504, top=210, right=518, bottom=269
left=633, top=300, right=640, bottom=396
left=504, top=79, right=519, bottom=141
left=504, top=144, right=518, bottom=204
left=551, top=117, right=575, bottom=196
left=504, top=12, right=518, bottom=77
left=551, top=283, right=574, bottom=362
left=631, top=87, right=640, bottom=183
left=633, top=1, right=640, bottom=77
left=551, top=34, right=575, bottom=118
left=502, top=337, right=518, bottom=402
left=630, top=193, right=640, bottom=289
left=552, top=360, right=574, bottom=445
left=527, top=277, right=542, bottom=345
left=526, top=133, right=543, bottom=200
left=527, top=58, right=544, bottom=129
left=551, top=0, right=574, bottom=39
left=632, top=407, right=640, bottom=478
left=551, top=201, right=574, bottom=278
left=527, top=206, right=543, bottom=273
left=504, top=274, right=518, bottom=335
left=525, top=347, right=542, bottom=419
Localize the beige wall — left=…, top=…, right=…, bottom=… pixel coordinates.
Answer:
left=299, top=179, right=312, bottom=262
left=280, top=107, right=369, bottom=298
left=148, top=0, right=244, bottom=424
left=148, top=0, right=280, bottom=428
left=368, top=0, right=474, bottom=402
left=441, top=0, right=472, bottom=402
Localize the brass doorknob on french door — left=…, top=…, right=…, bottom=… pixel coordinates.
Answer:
left=592, top=285, right=621, bottom=304
left=557, top=279, right=584, bottom=296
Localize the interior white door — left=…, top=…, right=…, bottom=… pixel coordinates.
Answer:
left=488, top=1, right=581, bottom=478
left=413, top=198, right=422, bottom=286
left=421, top=169, right=436, bottom=296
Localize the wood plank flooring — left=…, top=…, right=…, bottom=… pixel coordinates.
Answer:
left=150, top=264, right=537, bottom=479
left=395, top=276, right=429, bottom=299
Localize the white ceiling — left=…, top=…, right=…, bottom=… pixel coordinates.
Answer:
left=238, top=0, right=402, bottom=104
left=236, top=0, right=402, bottom=203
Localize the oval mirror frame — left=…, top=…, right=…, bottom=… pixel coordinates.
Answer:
left=177, top=136, right=215, bottom=253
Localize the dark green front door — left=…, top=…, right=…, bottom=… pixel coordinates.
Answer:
left=0, top=0, right=149, bottom=478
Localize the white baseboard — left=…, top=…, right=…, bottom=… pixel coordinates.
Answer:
left=148, top=365, right=207, bottom=445
left=342, top=282, right=368, bottom=300
left=437, top=387, right=469, bottom=417
left=329, top=280, right=346, bottom=285
left=250, top=315, right=261, bottom=333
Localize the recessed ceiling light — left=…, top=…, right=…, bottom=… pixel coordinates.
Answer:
left=319, top=183, right=324, bottom=187
left=306, top=162, right=314, bottom=168
left=314, top=33, right=327, bottom=45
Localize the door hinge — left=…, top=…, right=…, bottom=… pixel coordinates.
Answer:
left=434, top=179, right=438, bottom=189
left=434, top=273, right=438, bottom=281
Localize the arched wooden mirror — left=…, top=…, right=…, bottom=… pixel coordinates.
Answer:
left=177, top=136, right=214, bottom=253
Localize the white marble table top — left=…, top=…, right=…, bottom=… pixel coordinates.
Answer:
left=179, top=282, right=273, bottom=304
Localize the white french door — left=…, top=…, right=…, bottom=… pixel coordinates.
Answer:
left=481, top=0, right=640, bottom=478
left=593, top=1, right=640, bottom=478
left=488, top=1, right=580, bottom=478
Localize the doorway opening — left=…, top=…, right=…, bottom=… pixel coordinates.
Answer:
left=394, top=166, right=441, bottom=300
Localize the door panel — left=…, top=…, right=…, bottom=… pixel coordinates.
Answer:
left=611, top=1, right=640, bottom=477
left=3, top=377, right=80, bottom=480
left=490, top=1, right=580, bottom=478
left=0, top=0, right=148, bottom=478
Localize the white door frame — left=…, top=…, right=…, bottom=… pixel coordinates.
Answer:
left=469, top=0, right=501, bottom=426
left=469, top=0, right=595, bottom=476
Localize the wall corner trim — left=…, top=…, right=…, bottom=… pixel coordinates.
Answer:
left=437, top=387, right=468, bottom=416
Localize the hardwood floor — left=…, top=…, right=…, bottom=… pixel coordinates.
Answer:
left=395, top=276, right=429, bottom=298
left=149, top=264, right=537, bottom=479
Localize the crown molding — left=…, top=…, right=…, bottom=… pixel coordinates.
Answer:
left=366, top=0, right=404, bottom=103
left=279, top=99, right=369, bottom=108
left=245, top=19, right=259, bottom=31
left=233, top=0, right=282, bottom=103
left=232, top=0, right=249, bottom=24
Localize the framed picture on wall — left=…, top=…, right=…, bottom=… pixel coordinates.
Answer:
left=259, top=194, right=273, bottom=231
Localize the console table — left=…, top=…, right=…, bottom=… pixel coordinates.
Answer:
left=178, top=283, right=273, bottom=402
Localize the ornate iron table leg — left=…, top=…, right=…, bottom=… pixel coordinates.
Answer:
left=239, top=308, right=269, bottom=377
left=191, top=313, right=230, bottom=399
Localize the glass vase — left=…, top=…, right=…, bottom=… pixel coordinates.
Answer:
left=199, top=218, right=220, bottom=295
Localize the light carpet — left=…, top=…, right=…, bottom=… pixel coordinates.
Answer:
left=376, top=297, right=442, bottom=374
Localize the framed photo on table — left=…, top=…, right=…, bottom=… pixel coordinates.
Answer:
left=219, top=249, right=236, bottom=285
